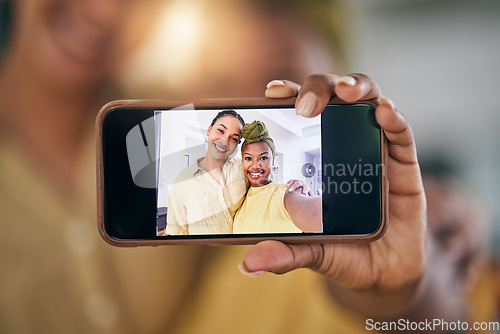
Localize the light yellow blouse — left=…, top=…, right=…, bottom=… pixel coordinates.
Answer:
left=0, top=135, right=366, bottom=334
left=166, top=157, right=248, bottom=235
left=233, top=182, right=302, bottom=234
left=1, top=135, right=496, bottom=334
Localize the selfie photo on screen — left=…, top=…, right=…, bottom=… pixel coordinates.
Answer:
left=155, top=108, right=322, bottom=236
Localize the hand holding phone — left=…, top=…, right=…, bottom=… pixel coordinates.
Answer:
left=97, top=96, right=387, bottom=245
left=242, top=73, right=426, bottom=318
left=96, top=71, right=426, bottom=317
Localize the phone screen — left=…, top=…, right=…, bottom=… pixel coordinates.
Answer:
left=101, top=103, right=383, bottom=242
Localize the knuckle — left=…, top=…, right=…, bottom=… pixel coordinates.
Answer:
left=306, top=73, right=336, bottom=86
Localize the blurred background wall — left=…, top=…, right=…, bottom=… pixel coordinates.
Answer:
left=345, top=0, right=500, bottom=255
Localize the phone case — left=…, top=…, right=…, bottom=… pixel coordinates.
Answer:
left=96, top=97, right=388, bottom=246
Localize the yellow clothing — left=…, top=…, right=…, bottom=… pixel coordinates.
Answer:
left=0, top=133, right=371, bottom=334
left=166, top=157, right=248, bottom=235
left=5, top=132, right=497, bottom=334
left=233, top=182, right=302, bottom=234
left=0, top=134, right=205, bottom=333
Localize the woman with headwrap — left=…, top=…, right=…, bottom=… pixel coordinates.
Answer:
left=166, top=112, right=309, bottom=235
left=233, top=121, right=323, bottom=234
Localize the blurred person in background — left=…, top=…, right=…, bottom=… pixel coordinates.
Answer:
left=0, top=0, right=212, bottom=333
left=404, top=160, right=497, bottom=331
left=0, top=0, right=488, bottom=333
left=117, top=0, right=350, bottom=99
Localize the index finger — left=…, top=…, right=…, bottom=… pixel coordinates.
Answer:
left=265, top=73, right=381, bottom=118
left=296, top=73, right=382, bottom=117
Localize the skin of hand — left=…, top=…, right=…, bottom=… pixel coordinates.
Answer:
left=286, top=180, right=313, bottom=196
left=239, top=73, right=427, bottom=319
left=285, top=180, right=311, bottom=196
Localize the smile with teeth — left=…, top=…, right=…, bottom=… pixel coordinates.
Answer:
left=214, top=143, right=228, bottom=153
left=49, top=4, right=110, bottom=66
left=248, top=170, right=264, bottom=179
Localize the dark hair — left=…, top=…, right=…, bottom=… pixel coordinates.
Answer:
left=210, top=110, right=245, bottom=127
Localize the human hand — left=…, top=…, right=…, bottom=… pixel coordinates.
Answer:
left=240, top=73, right=427, bottom=317
left=286, top=179, right=313, bottom=196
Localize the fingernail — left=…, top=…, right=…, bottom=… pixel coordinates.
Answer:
left=266, top=80, right=285, bottom=89
left=378, top=96, right=395, bottom=109
left=296, top=92, right=317, bottom=116
left=336, top=76, right=356, bottom=87
left=238, top=262, right=266, bottom=277
left=336, top=76, right=356, bottom=86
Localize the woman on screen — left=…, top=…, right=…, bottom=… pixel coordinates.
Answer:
left=233, top=121, right=322, bottom=234
left=166, top=110, right=247, bottom=235
left=165, top=111, right=310, bottom=235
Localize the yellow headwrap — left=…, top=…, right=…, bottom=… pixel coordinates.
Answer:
left=241, top=121, right=275, bottom=158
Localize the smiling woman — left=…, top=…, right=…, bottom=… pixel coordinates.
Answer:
left=233, top=121, right=322, bottom=234
left=0, top=0, right=167, bottom=191
left=0, top=0, right=216, bottom=332
left=240, top=121, right=275, bottom=188
left=164, top=110, right=248, bottom=235
left=118, top=0, right=348, bottom=99
left=156, top=107, right=317, bottom=236
left=3, top=0, right=165, bottom=93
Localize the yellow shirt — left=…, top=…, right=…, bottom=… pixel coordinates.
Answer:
left=233, top=182, right=302, bottom=234
left=0, top=134, right=206, bottom=333
left=5, top=133, right=495, bottom=334
left=166, top=157, right=248, bottom=235
left=0, top=134, right=372, bottom=334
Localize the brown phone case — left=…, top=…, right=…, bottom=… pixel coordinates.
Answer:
left=96, top=97, right=388, bottom=246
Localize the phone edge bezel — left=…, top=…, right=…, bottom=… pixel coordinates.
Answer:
left=95, top=97, right=388, bottom=247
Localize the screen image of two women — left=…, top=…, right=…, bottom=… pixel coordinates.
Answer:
left=163, top=110, right=323, bottom=236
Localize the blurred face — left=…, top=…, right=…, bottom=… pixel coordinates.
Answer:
left=242, top=141, right=273, bottom=187
left=206, top=116, right=242, bottom=161
left=196, top=9, right=337, bottom=98
left=118, top=4, right=338, bottom=99
left=416, top=176, right=491, bottom=321
left=11, top=0, right=165, bottom=91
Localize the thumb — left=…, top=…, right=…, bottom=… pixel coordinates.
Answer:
left=240, top=240, right=325, bottom=276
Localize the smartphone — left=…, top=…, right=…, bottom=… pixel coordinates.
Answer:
left=96, top=98, right=388, bottom=246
